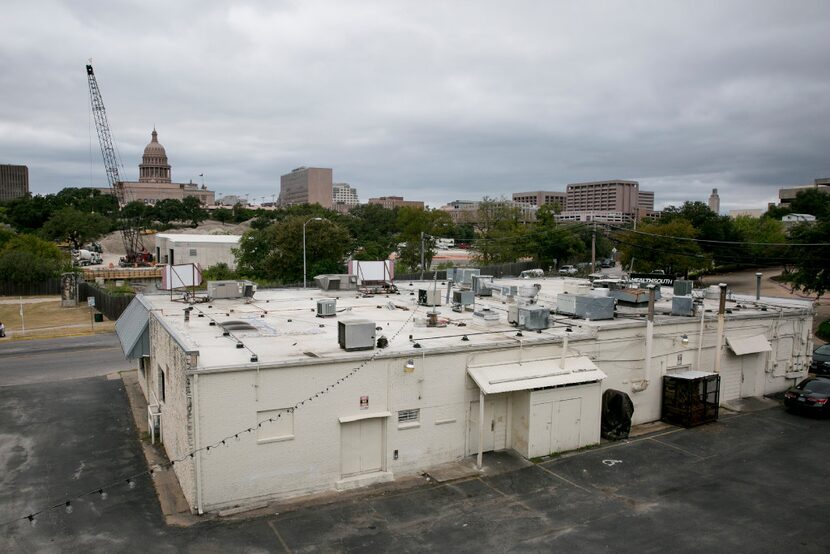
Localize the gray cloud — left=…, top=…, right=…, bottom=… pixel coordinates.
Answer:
left=2, top=0, right=828, bottom=212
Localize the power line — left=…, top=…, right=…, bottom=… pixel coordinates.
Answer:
left=603, top=222, right=830, bottom=247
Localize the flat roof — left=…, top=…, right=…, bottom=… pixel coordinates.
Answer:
left=155, top=234, right=241, bottom=244
left=135, top=277, right=813, bottom=373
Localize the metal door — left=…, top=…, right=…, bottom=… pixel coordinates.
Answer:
left=467, top=396, right=508, bottom=456
left=554, top=398, right=582, bottom=452
left=529, top=401, right=553, bottom=457
left=340, top=418, right=383, bottom=477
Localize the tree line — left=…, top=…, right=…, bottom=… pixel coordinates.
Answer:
left=2, top=187, right=828, bottom=295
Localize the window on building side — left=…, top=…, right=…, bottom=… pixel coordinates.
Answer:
left=158, top=366, right=166, bottom=403
left=257, top=408, right=294, bottom=443
left=398, top=408, right=420, bottom=423
left=189, top=249, right=197, bottom=256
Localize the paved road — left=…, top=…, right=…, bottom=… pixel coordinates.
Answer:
left=0, top=334, right=134, bottom=387
left=1, top=375, right=828, bottom=553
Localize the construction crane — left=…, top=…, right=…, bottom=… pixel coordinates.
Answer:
left=85, top=63, right=153, bottom=267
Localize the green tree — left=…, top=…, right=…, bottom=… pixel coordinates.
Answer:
left=181, top=196, right=208, bottom=227
left=396, top=207, right=452, bottom=271
left=3, top=194, right=52, bottom=232
left=235, top=216, right=351, bottom=283
left=41, top=207, right=112, bottom=249
left=0, top=234, right=71, bottom=283
left=618, top=220, right=710, bottom=275
left=213, top=208, right=234, bottom=226
left=660, top=201, right=742, bottom=265
left=530, top=207, right=585, bottom=270
left=152, top=199, right=185, bottom=227
left=789, top=189, right=830, bottom=221
left=731, top=215, right=789, bottom=265
left=784, top=220, right=830, bottom=296
left=472, top=198, right=531, bottom=265
left=121, top=201, right=152, bottom=228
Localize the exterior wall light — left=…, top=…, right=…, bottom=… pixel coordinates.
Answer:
left=404, top=359, right=415, bottom=373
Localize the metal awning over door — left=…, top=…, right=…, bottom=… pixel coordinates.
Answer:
left=467, top=356, right=606, bottom=395
left=725, top=334, right=772, bottom=356
left=115, top=295, right=151, bottom=360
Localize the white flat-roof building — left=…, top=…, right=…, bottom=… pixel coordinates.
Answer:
left=116, top=277, right=813, bottom=514
left=154, top=233, right=241, bottom=270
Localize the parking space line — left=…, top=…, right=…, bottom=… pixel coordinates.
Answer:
left=534, top=465, right=592, bottom=494
left=267, top=519, right=292, bottom=553
left=477, top=477, right=534, bottom=512
left=648, top=437, right=705, bottom=459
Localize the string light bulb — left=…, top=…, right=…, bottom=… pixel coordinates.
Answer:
left=98, top=489, right=107, bottom=501
left=65, top=501, right=73, bottom=514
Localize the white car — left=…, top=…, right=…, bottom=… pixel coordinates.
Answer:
left=558, top=265, right=578, bottom=275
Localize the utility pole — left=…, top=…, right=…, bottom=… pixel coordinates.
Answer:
left=420, top=231, right=425, bottom=280
left=714, top=283, right=727, bottom=374
left=591, top=222, right=597, bottom=273
left=628, top=214, right=638, bottom=273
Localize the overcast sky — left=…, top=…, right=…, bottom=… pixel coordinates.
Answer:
left=2, top=0, right=829, bottom=211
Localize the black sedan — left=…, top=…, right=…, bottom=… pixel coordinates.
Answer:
left=810, top=344, right=830, bottom=375
left=784, top=377, right=830, bottom=417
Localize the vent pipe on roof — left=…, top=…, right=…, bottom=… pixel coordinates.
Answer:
left=755, top=272, right=762, bottom=301
left=561, top=327, right=571, bottom=368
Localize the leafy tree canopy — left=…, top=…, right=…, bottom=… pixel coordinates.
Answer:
left=0, top=234, right=70, bottom=283
left=40, top=207, right=112, bottom=249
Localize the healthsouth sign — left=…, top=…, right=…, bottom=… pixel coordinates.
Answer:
left=629, top=273, right=676, bottom=286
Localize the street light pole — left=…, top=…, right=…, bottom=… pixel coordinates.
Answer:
left=303, top=217, right=323, bottom=288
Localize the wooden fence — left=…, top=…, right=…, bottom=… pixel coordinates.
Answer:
left=0, top=278, right=63, bottom=297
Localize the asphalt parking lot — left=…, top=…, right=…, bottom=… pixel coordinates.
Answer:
left=2, top=375, right=829, bottom=553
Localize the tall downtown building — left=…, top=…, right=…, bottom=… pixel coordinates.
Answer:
left=0, top=164, right=29, bottom=202
left=279, top=167, right=333, bottom=209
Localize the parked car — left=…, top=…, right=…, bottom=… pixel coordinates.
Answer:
left=600, top=258, right=614, bottom=268
left=810, top=344, right=830, bottom=375
left=559, top=265, right=578, bottom=275
left=783, top=376, right=830, bottom=417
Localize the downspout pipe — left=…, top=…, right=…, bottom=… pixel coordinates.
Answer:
left=192, top=374, right=204, bottom=515
left=477, top=389, right=485, bottom=470
left=714, top=283, right=727, bottom=374
left=645, top=285, right=655, bottom=382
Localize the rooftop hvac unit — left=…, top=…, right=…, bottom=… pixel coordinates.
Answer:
left=472, top=274, right=493, bottom=296
left=315, top=274, right=359, bottom=291
left=207, top=280, right=255, bottom=300
left=518, top=305, right=550, bottom=330
left=317, top=298, right=337, bottom=317
left=418, top=288, right=442, bottom=306
left=455, top=268, right=480, bottom=286
left=674, top=280, right=693, bottom=296
left=557, top=294, right=615, bottom=320
left=452, top=290, right=475, bottom=307
left=609, top=287, right=661, bottom=306
left=671, top=296, right=695, bottom=316
left=337, top=319, right=376, bottom=351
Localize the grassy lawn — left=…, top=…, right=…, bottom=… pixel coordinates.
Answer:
left=0, top=297, right=115, bottom=340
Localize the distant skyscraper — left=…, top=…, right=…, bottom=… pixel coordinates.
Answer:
left=332, top=183, right=359, bottom=213
left=708, top=188, right=720, bottom=213
left=279, top=167, right=333, bottom=209
left=0, top=164, right=29, bottom=202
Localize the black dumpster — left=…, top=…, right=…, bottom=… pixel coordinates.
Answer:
left=94, top=313, right=104, bottom=323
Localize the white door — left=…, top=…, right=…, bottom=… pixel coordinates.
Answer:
left=340, top=418, right=383, bottom=477
left=530, top=397, right=583, bottom=457
left=741, top=354, right=761, bottom=398
left=554, top=398, right=582, bottom=452
left=467, top=396, right=508, bottom=456
left=529, top=402, right=553, bottom=457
